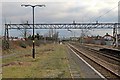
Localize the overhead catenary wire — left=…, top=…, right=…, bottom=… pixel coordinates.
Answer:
left=89, top=2, right=120, bottom=23
left=78, top=2, right=120, bottom=37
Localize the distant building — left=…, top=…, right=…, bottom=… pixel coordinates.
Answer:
left=103, top=33, right=113, bottom=41
left=70, top=37, right=79, bottom=41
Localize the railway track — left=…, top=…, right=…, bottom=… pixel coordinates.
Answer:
left=83, top=44, right=120, bottom=60
left=70, top=42, right=120, bottom=65
left=67, top=43, right=120, bottom=79
left=82, top=46, right=120, bottom=65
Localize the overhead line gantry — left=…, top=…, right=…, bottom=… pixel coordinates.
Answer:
left=5, top=22, right=119, bottom=29
left=4, top=22, right=120, bottom=48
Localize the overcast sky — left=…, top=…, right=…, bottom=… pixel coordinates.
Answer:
left=1, top=0, right=120, bottom=24
left=0, top=0, right=120, bottom=37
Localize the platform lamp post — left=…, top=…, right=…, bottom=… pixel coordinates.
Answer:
left=21, top=4, right=45, bottom=58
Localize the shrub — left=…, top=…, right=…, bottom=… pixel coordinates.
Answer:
left=2, top=40, right=9, bottom=50
left=35, top=40, right=40, bottom=46
left=26, top=40, right=32, bottom=46
left=19, top=42, right=26, bottom=48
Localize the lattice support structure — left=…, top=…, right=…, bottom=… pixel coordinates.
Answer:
left=3, top=24, right=9, bottom=49
left=5, top=23, right=117, bottom=29
left=113, top=24, right=118, bottom=47
left=4, top=22, right=120, bottom=48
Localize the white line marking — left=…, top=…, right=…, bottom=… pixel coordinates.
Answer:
left=67, top=45, right=107, bottom=79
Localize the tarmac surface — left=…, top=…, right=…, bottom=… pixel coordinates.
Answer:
left=67, top=45, right=103, bottom=78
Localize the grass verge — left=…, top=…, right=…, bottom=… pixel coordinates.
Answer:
left=2, top=43, right=71, bottom=78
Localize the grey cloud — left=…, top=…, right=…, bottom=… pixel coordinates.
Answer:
left=1, top=0, right=119, bottom=36
left=2, top=1, right=118, bottom=24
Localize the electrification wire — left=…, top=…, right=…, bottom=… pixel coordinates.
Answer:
left=89, top=2, right=120, bottom=23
